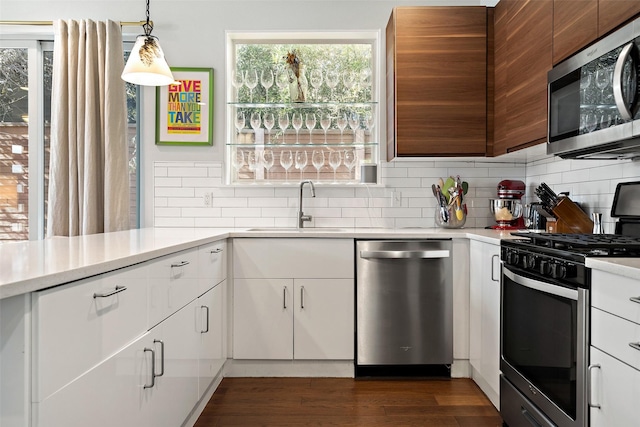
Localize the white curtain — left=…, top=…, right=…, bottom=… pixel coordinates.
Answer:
left=47, top=19, right=130, bottom=237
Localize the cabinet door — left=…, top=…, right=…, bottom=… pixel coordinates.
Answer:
left=293, top=279, right=354, bottom=360
left=598, top=0, right=640, bottom=37
left=233, top=278, right=294, bottom=359
left=590, top=347, right=640, bottom=427
left=469, top=241, right=484, bottom=371
left=34, top=332, right=151, bottom=427
left=388, top=7, right=487, bottom=158
left=198, top=281, right=225, bottom=399
left=553, top=0, right=598, bottom=65
left=198, top=240, right=227, bottom=295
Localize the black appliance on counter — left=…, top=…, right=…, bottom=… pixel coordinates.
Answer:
left=611, top=181, right=640, bottom=236
left=500, top=232, right=640, bottom=427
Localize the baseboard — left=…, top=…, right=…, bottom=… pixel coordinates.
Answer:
left=470, top=365, right=500, bottom=410
left=226, top=359, right=355, bottom=377
left=182, top=365, right=227, bottom=427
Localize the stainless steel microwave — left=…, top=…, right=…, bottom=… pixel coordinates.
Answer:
left=548, top=16, right=640, bottom=159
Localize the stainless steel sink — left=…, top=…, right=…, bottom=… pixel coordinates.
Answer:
left=246, top=227, right=346, bottom=232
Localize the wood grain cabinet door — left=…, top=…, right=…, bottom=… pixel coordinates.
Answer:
left=599, top=0, right=640, bottom=37
left=387, top=7, right=488, bottom=158
left=553, top=0, right=598, bottom=65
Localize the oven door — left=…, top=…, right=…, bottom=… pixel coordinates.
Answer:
left=501, top=266, right=589, bottom=427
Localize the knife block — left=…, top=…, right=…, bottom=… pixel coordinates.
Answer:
left=552, top=197, right=594, bottom=234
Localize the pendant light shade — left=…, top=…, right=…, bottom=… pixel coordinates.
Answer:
left=121, top=0, right=174, bottom=86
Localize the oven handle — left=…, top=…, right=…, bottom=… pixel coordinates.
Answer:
left=503, top=268, right=579, bottom=301
left=360, top=250, right=450, bottom=259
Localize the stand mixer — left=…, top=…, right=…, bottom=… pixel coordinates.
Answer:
left=489, top=180, right=525, bottom=229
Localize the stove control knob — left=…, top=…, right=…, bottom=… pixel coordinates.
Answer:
left=523, top=254, right=537, bottom=270
left=507, top=251, right=520, bottom=266
left=551, top=263, right=566, bottom=279
left=539, top=260, right=552, bottom=276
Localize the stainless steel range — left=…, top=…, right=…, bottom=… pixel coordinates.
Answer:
left=500, top=232, right=640, bottom=427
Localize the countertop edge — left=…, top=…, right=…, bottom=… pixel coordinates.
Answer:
left=585, top=257, right=640, bottom=280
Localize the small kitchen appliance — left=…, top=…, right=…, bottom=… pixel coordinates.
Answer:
left=611, top=181, right=640, bottom=236
left=489, top=180, right=525, bottom=229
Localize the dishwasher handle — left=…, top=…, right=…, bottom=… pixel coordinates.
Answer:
left=360, top=250, right=450, bottom=259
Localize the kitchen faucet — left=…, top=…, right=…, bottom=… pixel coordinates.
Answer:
left=298, top=180, right=316, bottom=229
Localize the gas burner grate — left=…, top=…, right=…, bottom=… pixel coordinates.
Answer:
left=510, top=232, right=640, bottom=256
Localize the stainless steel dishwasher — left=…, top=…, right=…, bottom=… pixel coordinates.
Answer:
left=356, top=239, right=453, bottom=377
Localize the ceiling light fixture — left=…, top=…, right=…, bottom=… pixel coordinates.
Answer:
left=121, top=0, right=174, bottom=86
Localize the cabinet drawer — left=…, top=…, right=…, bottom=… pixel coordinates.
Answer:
left=33, top=263, right=148, bottom=402
left=592, top=270, right=640, bottom=324
left=198, top=240, right=227, bottom=294
left=148, top=247, right=199, bottom=327
left=591, top=308, right=640, bottom=370
left=233, top=238, right=354, bottom=279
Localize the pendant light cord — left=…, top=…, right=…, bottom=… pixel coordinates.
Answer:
left=142, top=0, right=153, bottom=36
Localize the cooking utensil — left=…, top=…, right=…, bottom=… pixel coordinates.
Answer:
left=436, top=185, right=449, bottom=223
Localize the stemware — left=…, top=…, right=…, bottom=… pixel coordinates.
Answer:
left=278, top=112, right=290, bottom=143
left=235, top=111, right=246, bottom=139
left=231, top=150, right=245, bottom=181
left=280, top=149, right=293, bottom=182
left=231, top=70, right=245, bottom=99
left=320, top=113, right=332, bottom=144
left=584, top=110, right=598, bottom=133
left=263, top=112, right=275, bottom=143
left=342, top=72, right=356, bottom=101
left=336, top=113, right=348, bottom=143
left=309, top=69, right=323, bottom=101
left=262, top=149, right=275, bottom=180
left=311, top=149, right=325, bottom=181
left=347, top=112, right=359, bottom=142
left=595, top=67, right=611, bottom=104
left=292, top=112, right=303, bottom=144
left=247, top=151, right=259, bottom=182
left=343, top=149, right=358, bottom=180
left=580, top=69, right=592, bottom=105
left=260, top=69, right=274, bottom=103
left=325, top=70, right=339, bottom=100
left=294, top=150, right=308, bottom=181
left=250, top=111, right=261, bottom=133
left=275, top=68, right=289, bottom=102
left=245, top=69, right=258, bottom=103
left=305, top=113, right=316, bottom=144
left=328, top=150, right=342, bottom=183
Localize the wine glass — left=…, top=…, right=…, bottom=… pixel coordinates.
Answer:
left=320, top=113, right=332, bottom=144
left=342, top=72, right=356, bottom=101
left=231, top=150, right=245, bottom=181
left=263, top=112, right=275, bottom=143
left=305, top=113, right=316, bottom=144
left=343, top=149, right=358, bottom=180
left=364, top=112, right=375, bottom=142
left=247, top=151, right=259, bottom=182
left=294, top=150, right=308, bottom=181
left=235, top=111, right=245, bottom=138
left=278, top=112, right=290, bottom=143
left=595, top=66, right=611, bottom=104
left=328, top=150, right=342, bottom=183
left=231, top=70, right=245, bottom=100
left=262, top=149, right=274, bottom=180
left=347, top=112, right=359, bottom=142
left=585, top=110, right=598, bottom=133
left=336, top=113, right=348, bottom=143
left=245, top=69, right=258, bottom=103
left=250, top=111, right=261, bottom=135
left=275, top=68, right=289, bottom=102
left=260, top=69, right=274, bottom=103
left=309, top=69, right=323, bottom=101
left=292, top=112, right=303, bottom=144
left=580, top=68, right=592, bottom=104
left=280, top=149, right=293, bottom=182
left=360, top=67, right=372, bottom=99
left=311, top=149, right=324, bottom=181
left=325, top=70, right=339, bottom=100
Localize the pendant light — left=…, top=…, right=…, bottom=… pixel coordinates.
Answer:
left=121, top=0, right=174, bottom=86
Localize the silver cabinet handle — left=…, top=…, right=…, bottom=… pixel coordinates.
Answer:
left=201, top=305, right=210, bottom=333
left=613, top=41, right=640, bottom=121
left=283, top=286, right=288, bottom=309
left=210, top=248, right=223, bottom=254
left=154, top=339, right=165, bottom=378
left=360, top=250, right=450, bottom=259
left=629, top=296, right=640, bottom=304
left=491, top=254, right=500, bottom=282
left=520, top=407, right=542, bottom=427
left=588, top=364, right=602, bottom=409
left=300, top=286, right=305, bottom=309
left=93, top=285, right=127, bottom=299
left=171, top=260, right=190, bottom=268
left=629, top=342, right=640, bottom=352
left=143, top=347, right=155, bottom=389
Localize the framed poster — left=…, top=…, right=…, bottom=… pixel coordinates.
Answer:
left=155, top=67, right=214, bottom=145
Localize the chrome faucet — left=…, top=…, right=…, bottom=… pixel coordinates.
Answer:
left=298, top=180, right=316, bottom=229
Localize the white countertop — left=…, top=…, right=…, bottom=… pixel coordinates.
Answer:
left=0, top=227, right=523, bottom=300
left=586, top=257, right=640, bottom=280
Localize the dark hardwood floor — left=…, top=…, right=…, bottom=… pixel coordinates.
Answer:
left=194, top=377, right=503, bottom=426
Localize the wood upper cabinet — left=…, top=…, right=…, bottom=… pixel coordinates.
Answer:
left=599, top=0, right=640, bottom=37
left=386, top=7, right=488, bottom=158
left=553, top=0, right=598, bottom=64
left=492, top=0, right=553, bottom=156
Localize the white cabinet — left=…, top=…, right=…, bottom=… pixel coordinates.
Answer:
left=233, top=238, right=354, bottom=361
left=469, top=240, right=500, bottom=409
left=197, top=280, right=226, bottom=398
left=590, top=270, right=640, bottom=427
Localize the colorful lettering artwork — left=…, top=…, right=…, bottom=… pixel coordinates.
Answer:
left=167, top=79, right=202, bottom=134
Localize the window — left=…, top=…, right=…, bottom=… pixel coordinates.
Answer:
left=0, top=39, right=139, bottom=241
left=226, top=33, right=379, bottom=185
